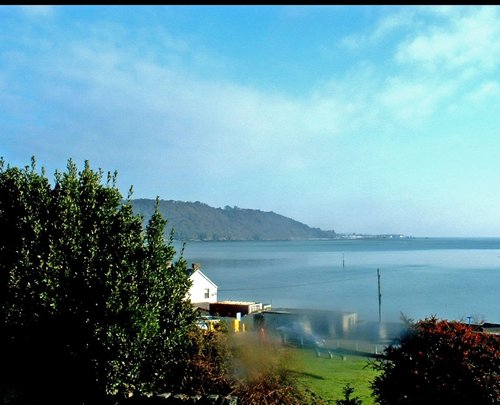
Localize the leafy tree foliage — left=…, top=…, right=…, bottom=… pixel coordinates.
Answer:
left=370, top=317, right=500, bottom=405
left=0, top=158, right=197, bottom=404
left=131, top=199, right=336, bottom=241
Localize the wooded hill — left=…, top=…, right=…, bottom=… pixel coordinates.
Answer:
left=130, top=199, right=336, bottom=241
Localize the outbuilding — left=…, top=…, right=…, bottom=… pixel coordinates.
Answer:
left=209, top=301, right=264, bottom=318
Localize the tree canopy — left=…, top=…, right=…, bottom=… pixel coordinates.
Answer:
left=131, top=198, right=336, bottom=241
left=0, top=158, right=197, bottom=404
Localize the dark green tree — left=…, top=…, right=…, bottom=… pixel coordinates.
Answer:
left=0, top=158, right=197, bottom=404
left=335, top=384, right=363, bottom=405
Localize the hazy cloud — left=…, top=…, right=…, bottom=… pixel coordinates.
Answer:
left=396, top=7, right=500, bottom=72
left=2, top=6, right=500, bottom=235
left=466, top=81, right=500, bottom=103
left=340, top=8, right=415, bottom=50
left=18, top=5, right=55, bottom=18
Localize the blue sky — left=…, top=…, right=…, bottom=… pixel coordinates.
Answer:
left=2, top=5, right=500, bottom=237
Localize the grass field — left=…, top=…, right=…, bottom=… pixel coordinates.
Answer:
left=230, top=332, right=381, bottom=404
left=289, top=346, right=379, bottom=404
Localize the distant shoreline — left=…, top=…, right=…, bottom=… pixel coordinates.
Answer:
left=178, top=235, right=500, bottom=242
left=175, top=233, right=414, bottom=242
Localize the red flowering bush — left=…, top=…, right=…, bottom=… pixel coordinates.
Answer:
left=371, top=317, right=500, bottom=405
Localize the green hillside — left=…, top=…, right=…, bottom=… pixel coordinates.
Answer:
left=130, top=199, right=336, bottom=241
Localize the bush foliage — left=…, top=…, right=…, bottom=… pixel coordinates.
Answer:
left=370, top=316, right=500, bottom=405
left=0, top=157, right=317, bottom=405
left=0, top=158, right=198, bottom=403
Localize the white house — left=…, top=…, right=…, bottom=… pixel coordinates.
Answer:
left=187, top=263, right=218, bottom=309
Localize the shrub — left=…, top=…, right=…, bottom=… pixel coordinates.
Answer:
left=0, top=158, right=198, bottom=403
left=335, top=384, right=363, bottom=405
left=370, top=316, right=500, bottom=405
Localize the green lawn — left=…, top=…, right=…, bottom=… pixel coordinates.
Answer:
left=289, top=346, right=379, bottom=404
left=230, top=332, right=381, bottom=404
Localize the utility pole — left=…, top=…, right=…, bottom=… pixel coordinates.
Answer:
left=377, top=268, right=382, bottom=324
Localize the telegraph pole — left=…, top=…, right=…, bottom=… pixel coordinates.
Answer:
left=377, top=268, right=382, bottom=324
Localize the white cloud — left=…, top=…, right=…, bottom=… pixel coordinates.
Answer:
left=377, top=77, right=456, bottom=124
left=340, top=8, right=415, bottom=50
left=372, top=10, right=416, bottom=42
left=335, top=7, right=500, bottom=130
left=8, top=6, right=499, bottom=161
left=18, top=5, right=55, bottom=18
left=466, top=81, right=500, bottom=103
left=353, top=6, right=500, bottom=127
left=396, top=7, right=500, bottom=72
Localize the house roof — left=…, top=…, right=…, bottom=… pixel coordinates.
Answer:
left=187, top=267, right=218, bottom=288
left=216, top=300, right=257, bottom=305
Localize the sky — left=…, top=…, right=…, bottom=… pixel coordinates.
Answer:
left=1, top=5, right=500, bottom=237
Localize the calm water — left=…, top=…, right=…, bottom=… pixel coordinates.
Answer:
left=175, top=238, right=500, bottom=323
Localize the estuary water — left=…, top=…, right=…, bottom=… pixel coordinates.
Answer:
left=176, top=238, right=500, bottom=324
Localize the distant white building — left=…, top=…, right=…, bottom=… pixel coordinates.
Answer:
left=187, top=263, right=218, bottom=310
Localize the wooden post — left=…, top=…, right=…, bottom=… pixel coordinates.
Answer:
left=377, top=268, right=382, bottom=324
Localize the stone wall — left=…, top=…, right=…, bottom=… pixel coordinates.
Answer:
left=119, top=393, right=238, bottom=404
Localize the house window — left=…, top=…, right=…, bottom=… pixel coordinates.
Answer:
left=204, top=288, right=210, bottom=299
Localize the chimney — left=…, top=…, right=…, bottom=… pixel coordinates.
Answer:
left=192, top=263, right=201, bottom=271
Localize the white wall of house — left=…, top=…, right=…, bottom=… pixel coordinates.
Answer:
left=188, top=269, right=218, bottom=304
